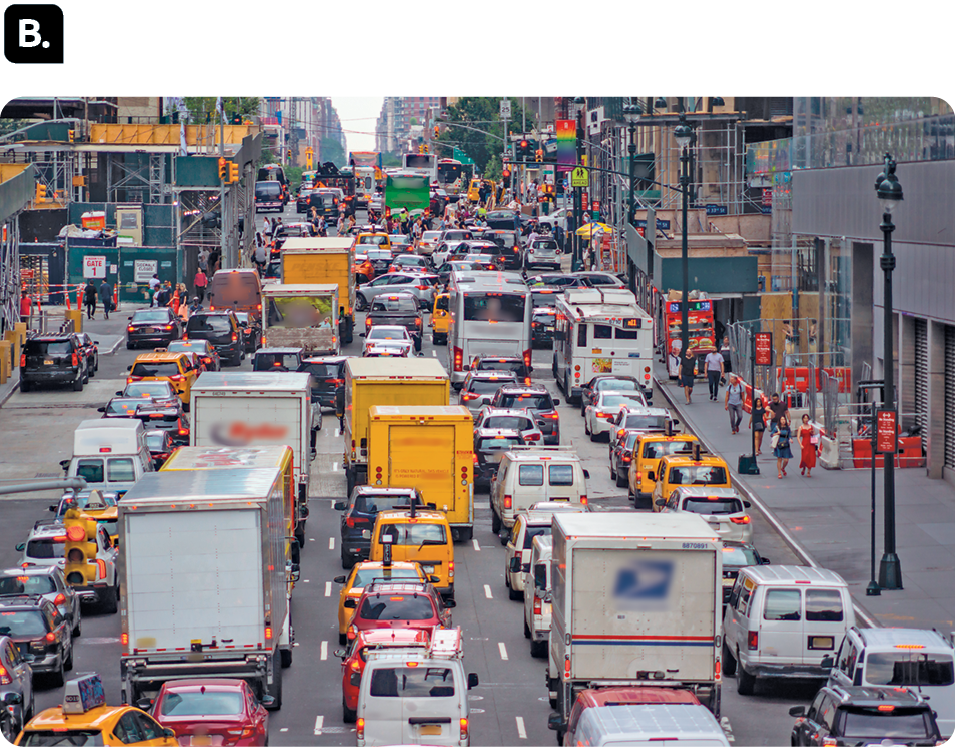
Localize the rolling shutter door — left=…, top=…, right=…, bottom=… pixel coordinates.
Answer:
left=945, top=326, right=955, bottom=470
left=913, top=319, right=928, bottom=435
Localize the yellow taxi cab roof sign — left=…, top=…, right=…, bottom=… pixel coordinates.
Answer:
left=62, top=674, right=106, bottom=714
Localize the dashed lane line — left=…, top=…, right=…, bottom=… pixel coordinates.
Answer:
left=313, top=716, right=324, bottom=735
left=516, top=716, right=527, bottom=739
left=484, top=584, right=492, bottom=599
left=325, top=581, right=332, bottom=597
left=329, top=537, right=335, bottom=550
left=320, top=641, right=328, bottom=661
left=498, top=642, right=508, bottom=661
left=472, top=539, right=481, bottom=551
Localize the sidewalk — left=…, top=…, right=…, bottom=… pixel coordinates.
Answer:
left=654, top=359, right=955, bottom=632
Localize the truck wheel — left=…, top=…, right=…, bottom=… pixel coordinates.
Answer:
left=556, top=730, right=564, bottom=746
left=459, top=527, right=473, bottom=541
left=737, top=662, right=756, bottom=696
left=531, top=640, right=547, bottom=659
left=491, top=509, right=501, bottom=534
left=342, top=697, right=356, bottom=724
left=280, top=647, right=292, bottom=669
left=722, top=643, right=737, bottom=676
left=100, top=586, right=119, bottom=614
left=414, top=336, right=422, bottom=353
left=267, top=654, right=283, bottom=710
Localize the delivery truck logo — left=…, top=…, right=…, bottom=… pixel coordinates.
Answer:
left=612, top=559, right=675, bottom=611
left=211, top=422, right=289, bottom=446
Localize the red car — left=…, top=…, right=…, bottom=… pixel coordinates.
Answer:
left=337, top=628, right=431, bottom=723
left=347, top=580, right=451, bottom=644
left=150, top=678, right=270, bottom=746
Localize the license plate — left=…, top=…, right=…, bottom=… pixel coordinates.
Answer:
left=722, top=577, right=735, bottom=586
left=43, top=359, right=54, bottom=365
left=420, top=725, right=441, bottom=736
left=709, top=522, right=722, bottom=531
left=192, top=736, right=211, bottom=746
left=422, top=565, right=435, bottom=574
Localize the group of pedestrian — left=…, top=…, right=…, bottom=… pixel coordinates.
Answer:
left=81, top=279, right=115, bottom=320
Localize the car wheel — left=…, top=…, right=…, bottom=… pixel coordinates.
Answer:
left=49, top=656, right=65, bottom=688
left=355, top=294, right=368, bottom=312
left=266, top=653, right=282, bottom=709
left=737, top=660, right=756, bottom=695
left=280, top=647, right=292, bottom=669
left=615, top=469, right=627, bottom=488
left=126, top=342, right=135, bottom=350
left=491, top=508, right=501, bottom=534
left=531, top=639, right=547, bottom=658
left=73, top=376, right=83, bottom=392
left=231, top=350, right=242, bottom=367
left=509, top=585, right=522, bottom=601
left=64, top=641, right=73, bottom=671
left=723, top=642, right=737, bottom=676
left=524, top=618, right=531, bottom=639
left=343, top=698, right=357, bottom=724
left=341, top=548, right=355, bottom=570
left=88, top=360, right=95, bottom=378
left=414, top=336, right=422, bottom=353
left=19, top=379, right=30, bottom=393
left=339, top=632, right=347, bottom=646
left=583, top=417, right=591, bottom=436
left=82, top=368, right=90, bottom=384
left=73, top=611, right=82, bottom=637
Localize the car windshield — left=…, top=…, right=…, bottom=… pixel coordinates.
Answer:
left=132, top=310, right=171, bottom=323
left=253, top=353, right=297, bottom=370
left=301, top=362, right=344, bottom=378
left=499, top=393, right=551, bottom=411
left=683, top=497, right=743, bottom=514
left=839, top=708, right=932, bottom=739
left=187, top=315, right=231, bottom=333
left=368, top=328, right=407, bottom=340
left=255, top=182, right=281, bottom=198
left=478, top=437, right=522, bottom=450
left=131, top=361, right=181, bottom=377
left=722, top=545, right=761, bottom=567
left=0, top=609, right=48, bottom=637
left=105, top=399, right=143, bottom=415
left=584, top=275, right=620, bottom=286
left=643, top=440, right=695, bottom=459
left=624, top=414, right=667, bottom=431
left=483, top=416, right=531, bottom=430
left=353, top=493, right=421, bottom=513
left=144, top=431, right=168, bottom=448
left=865, top=652, right=955, bottom=686
left=372, top=297, right=417, bottom=313
left=25, top=538, right=64, bottom=560
left=668, top=465, right=728, bottom=485
left=369, top=666, right=455, bottom=698
left=422, top=232, right=441, bottom=241
left=531, top=291, right=559, bottom=308
left=469, top=379, right=511, bottom=395
left=597, top=379, right=638, bottom=393
left=378, top=523, right=447, bottom=545
left=125, top=382, right=174, bottom=398
left=359, top=235, right=389, bottom=245
left=26, top=340, right=72, bottom=355
left=20, top=731, right=104, bottom=746
left=167, top=342, right=206, bottom=354
left=159, top=690, right=244, bottom=716
left=600, top=394, right=645, bottom=409
left=532, top=241, right=559, bottom=251
left=70, top=493, right=118, bottom=510
left=622, top=432, right=640, bottom=450
left=352, top=567, right=422, bottom=586
left=358, top=594, right=435, bottom=621
left=0, top=575, right=56, bottom=595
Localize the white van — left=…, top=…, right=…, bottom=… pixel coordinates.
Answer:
left=567, top=704, right=731, bottom=747
left=826, top=626, right=955, bottom=737
left=60, top=420, right=153, bottom=496
left=356, top=628, right=479, bottom=747
left=505, top=507, right=586, bottom=598
left=723, top=565, right=856, bottom=695
left=523, top=535, right=552, bottom=659
left=489, top=447, right=589, bottom=537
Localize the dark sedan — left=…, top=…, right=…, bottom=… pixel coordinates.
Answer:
left=532, top=307, right=556, bottom=347
left=144, top=429, right=176, bottom=469
left=333, top=487, right=425, bottom=568
left=298, top=355, right=349, bottom=409
left=126, top=308, right=182, bottom=349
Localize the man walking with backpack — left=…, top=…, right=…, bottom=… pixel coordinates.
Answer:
left=98, top=278, right=113, bottom=320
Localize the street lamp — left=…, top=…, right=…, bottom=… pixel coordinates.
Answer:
left=623, top=103, right=640, bottom=225
left=571, top=96, right=586, bottom=271
left=674, top=110, right=694, bottom=363
left=874, top=153, right=904, bottom=590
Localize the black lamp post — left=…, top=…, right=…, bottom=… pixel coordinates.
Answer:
left=673, top=111, right=694, bottom=363
left=623, top=103, right=639, bottom=225
left=874, top=153, right=904, bottom=590
left=571, top=96, right=586, bottom=272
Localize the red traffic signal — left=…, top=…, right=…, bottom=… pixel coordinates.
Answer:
left=502, top=168, right=511, bottom=178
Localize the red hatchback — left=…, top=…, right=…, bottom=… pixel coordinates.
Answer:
left=347, top=580, right=451, bottom=644
left=150, top=678, right=270, bottom=746
left=337, top=628, right=432, bottom=723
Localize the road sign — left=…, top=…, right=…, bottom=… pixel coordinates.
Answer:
left=754, top=332, right=773, bottom=366
left=581, top=192, right=589, bottom=211
left=876, top=409, right=897, bottom=454
left=570, top=167, right=588, bottom=188
left=499, top=99, right=511, bottom=119
left=82, top=256, right=106, bottom=279
left=562, top=179, right=569, bottom=189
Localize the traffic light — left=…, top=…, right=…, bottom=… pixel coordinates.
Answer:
left=218, top=157, right=229, bottom=181
left=502, top=167, right=511, bottom=179
left=68, top=129, right=74, bottom=143
left=433, top=125, right=440, bottom=138
left=423, top=144, right=429, bottom=154
left=229, top=162, right=239, bottom=183
left=535, top=148, right=543, bottom=163
left=418, top=144, right=423, bottom=154
left=519, top=139, right=529, bottom=159
left=35, top=184, right=46, bottom=203
left=64, top=508, right=99, bottom=585
left=232, top=113, right=241, bottom=125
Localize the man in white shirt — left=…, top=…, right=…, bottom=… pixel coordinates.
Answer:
left=704, top=347, right=725, bottom=401
left=148, top=274, right=160, bottom=306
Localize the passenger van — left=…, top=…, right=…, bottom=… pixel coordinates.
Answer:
left=60, top=420, right=153, bottom=496
left=723, top=565, right=856, bottom=695
left=368, top=507, right=455, bottom=599
left=490, top=447, right=589, bottom=535
left=826, top=626, right=955, bottom=737
left=524, top=535, right=552, bottom=658
left=505, top=508, right=585, bottom=598
left=563, top=701, right=731, bottom=747
left=356, top=628, right=478, bottom=747
left=206, top=268, right=264, bottom=333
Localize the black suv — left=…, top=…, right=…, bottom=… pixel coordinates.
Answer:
left=0, top=596, right=73, bottom=687
left=333, top=487, right=426, bottom=568
left=789, top=685, right=942, bottom=746
left=20, top=334, right=88, bottom=393
left=488, top=384, right=561, bottom=445
left=253, top=347, right=305, bottom=372
left=126, top=307, right=182, bottom=349
left=298, top=355, right=349, bottom=408
left=185, top=311, right=244, bottom=366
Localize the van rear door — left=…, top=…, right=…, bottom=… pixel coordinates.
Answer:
left=543, top=462, right=582, bottom=502
left=758, top=586, right=804, bottom=665
left=400, top=665, right=461, bottom=745
left=800, top=587, right=848, bottom=666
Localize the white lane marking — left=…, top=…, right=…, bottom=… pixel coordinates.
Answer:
left=431, top=350, right=436, bottom=357
left=484, top=584, right=492, bottom=599
left=721, top=716, right=735, bottom=742
left=330, top=499, right=336, bottom=509
left=320, top=641, right=328, bottom=661
left=516, top=716, right=527, bottom=739
left=498, top=642, right=508, bottom=661
left=280, top=728, right=288, bottom=733
left=309, top=537, right=316, bottom=542
left=303, top=579, right=310, bottom=583
left=313, top=716, right=324, bottom=735
left=332, top=462, right=339, bottom=471
left=325, top=581, right=332, bottom=597
left=329, top=537, right=335, bottom=550
left=335, top=427, right=341, bottom=437
left=472, top=539, right=481, bottom=551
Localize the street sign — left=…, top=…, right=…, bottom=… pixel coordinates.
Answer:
left=761, top=189, right=773, bottom=206
left=754, top=332, right=773, bottom=366
left=705, top=204, right=728, bottom=216
left=876, top=409, right=897, bottom=454
left=562, top=179, right=569, bottom=189
left=82, top=255, right=106, bottom=279
left=570, top=166, right=588, bottom=188
left=499, top=99, right=511, bottom=119
left=581, top=192, right=589, bottom=211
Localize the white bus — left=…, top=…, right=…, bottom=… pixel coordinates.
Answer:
left=553, top=287, right=654, bottom=404
left=447, top=271, right=532, bottom=386
left=402, top=152, right=436, bottom=181
left=353, top=165, right=377, bottom=209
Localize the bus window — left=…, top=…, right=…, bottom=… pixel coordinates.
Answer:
left=463, top=294, right=525, bottom=323
left=615, top=327, right=638, bottom=339
left=593, top=325, right=612, bottom=339
left=576, top=324, right=587, bottom=348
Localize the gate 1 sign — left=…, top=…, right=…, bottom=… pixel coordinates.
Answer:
left=754, top=332, right=773, bottom=366
left=82, top=255, right=106, bottom=279
left=876, top=409, right=897, bottom=454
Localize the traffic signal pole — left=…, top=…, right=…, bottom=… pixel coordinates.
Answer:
left=219, top=111, right=228, bottom=268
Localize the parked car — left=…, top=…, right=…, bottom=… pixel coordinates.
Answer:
left=73, top=333, right=99, bottom=378
left=19, top=334, right=88, bottom=393
left=125, top=307, right=183, bottom=349
left=184, top=311, right=244, bottom=366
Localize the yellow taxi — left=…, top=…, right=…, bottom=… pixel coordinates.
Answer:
left=354, top=232, right=392, bottom=253
left=369, top=508, right=455, bottom=600
left=430, top=293, right=451, bottom=345
left=651, top=451, right=732, bottom=512
left=126, top=352, right=199, bottom=410
left=331, top=560, right=431, bottom=644
left=17, top=674, right=177, bottom=746
left=628, top=432, right=700, bottom=503
left=467, top=179, right=482, bottom=203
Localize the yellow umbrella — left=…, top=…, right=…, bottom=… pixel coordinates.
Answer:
left=575, top=222, right=612, bottom=238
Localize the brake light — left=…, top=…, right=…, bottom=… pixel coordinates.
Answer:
left=730, top=515, right=751, bottom=524
left=580, top=495, right=588, bottom=506
left=71, top=352, right=78, bottom=367
left=503, top=495, right=511, bottom=509
left=877, top=705, right=895, bottom=712
left=121, top=633, right=128, bottom=647
left=415, top=317, right=422, bottom=326
left=348, top=625, right=357, bottom=641
left=748, top=631, right=758, bottom=650
left=564, top=658, right=571, bottom=679
left=449, top=561, right=454, bottom=577
left=265, top=627, right=272, bottom=640
left=365, top=317, right=373, bottom=327
left=534, top=596, right=541, bottom=614
left=541, top=412, right=559, bottom=419
left=95, top=559, right=106, bottom=580
left=231, top=333, right=238, bottom=342
left=525, top=433, right=541, bottom=441
left=45, top=632, right=55, bottom=643
left=0, top=665, right=9, bottom=685
left=53, top=593, right=66, bottom=605
left=164, top=325, right=173, bottom=330
left=453, top=347, right=463, bottom=372
left=460, top=718, right=469, bottom=741
left=178, top=427, right=188, bottom=436
left=20, top=353, right=25, bottom=367
left=596, top=412, right=611, bottom=419
left=357, top=718, right=364, bottom=740
left=170, top=374, right=184, bottom=382
left=622, top=455, right=631, bottom=462
left=821, top=739, right=837, bottom=747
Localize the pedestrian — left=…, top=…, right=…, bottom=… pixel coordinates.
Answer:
left=724, top=374, right=744, bottom=434
left=194, top=268, right=208, bottom=303
left=263, top=216, right=272, bottom=238
left=772, top=416, right=793, bottom=478
left=98, top=278, right=113, bottom=319
left=768, top=392, right=790, bottom=435
left=704, top=346, right=725, bottom=401
left=83, top=281, right=97, bottom=320
left=198, top=248, right=210, bottom=274
left=148, top=273, right=160, bottom=306
left=678, top=348, right=697, bottom=404
left=750, top=396, right=768, bottom=455
left=171, top=285, right=181, bottom=316
left=798, top=413, right=818, bottom=477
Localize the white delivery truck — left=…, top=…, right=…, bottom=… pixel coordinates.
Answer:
left=548, top=512, right=723, bottom=737
left=118, top=468, right=289, bottom=710
left=261, top=283, right=340, bottom=355
left=190, top=372, right=317, bottom=545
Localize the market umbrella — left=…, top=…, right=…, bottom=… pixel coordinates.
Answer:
left=575, top=222, right=612, bottom=238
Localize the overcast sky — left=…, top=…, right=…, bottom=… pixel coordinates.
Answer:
left=331, top=97, right=384, bottom=153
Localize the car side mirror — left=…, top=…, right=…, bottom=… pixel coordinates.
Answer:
left=429, top=575, right=440, bottom=584
left=656, top=498, right=667, bottom=506
left=333, top=575, right=346, bottom=584
left=97, top=406, right=106, bottom=413
left=788, top=706, right=806, bottom=718
left=582, top=469, right=590, bottom=480
left=443, top=598, right=456, bottom=609
left=743, top=501, right=752, bottom=508
left=334, top=649, right=346, bottom=659
left=2, top=692, right=22, bottom=706
left=334, top=501, right=346, bottom=511
left=548, top=713, right=562, bottom=731
left=127, top=365, right=132, bottom=371
left=49, top=505, right=57, bottom=512
left=359, top=333, right=365, bottom=338
left=509, top=557, right=521, bottom=572
left=647, top=471, right=656, bottom=482
left=15, top=543, right=25, bottom=552
left=468, top=673, right=479, bottom=690
left=135, top=696, right=153, bottom=711
left=343, top=598, right=357, bottom=609
left=261, top=695, right=276, bottom=708
left=552, top=398, right=560, bottom=406
left=821, top=655, right=835, bottom=670
left=163, top=728, right=176, bottom=740
left=94, top=341, right=100, bottom=345
left=760, top=557, right=771, bottom=564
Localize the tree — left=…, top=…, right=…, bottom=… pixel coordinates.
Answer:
left=320, top=137, right=346, bottom=168
left=433, top=97, right=537, bottom=174
left=182, top=97, right=260, bottom=123
left=483, top=154, right=502, bottom=181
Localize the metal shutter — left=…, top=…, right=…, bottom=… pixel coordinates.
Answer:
left=945, top=326, right=955, bottom=470
left=913, top=319, right=928, bottom=435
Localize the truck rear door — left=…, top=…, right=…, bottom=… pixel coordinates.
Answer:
left=387, top=425, right=456, bottom=512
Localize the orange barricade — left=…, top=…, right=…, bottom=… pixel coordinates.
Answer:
left=777, top=366, right=851, bottom=393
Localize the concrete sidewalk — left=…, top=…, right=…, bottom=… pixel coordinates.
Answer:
left=654, top=360, right=955, bottom=633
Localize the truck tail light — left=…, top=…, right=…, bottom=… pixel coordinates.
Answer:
left=459, top=718, right=469, bottom=741
left=564, top=658, right=571, bottom=680
left=71, top=352, right=79, bottom=367
left=472, top=453, right=478, bottom=464
left=534, top=595, right=541, bottom=615
left=580, top=495, right=588, bottom=506
left=264, top=627, right=272, bottom=640
left=748, top=631, right=758, bottom=650
left=453, top=347, right=463, bottom=372
left=449, top=561, right=454, bottom=577
left=356, top=718, right=364, bottom=740
left=730, top=515, right=751, bottom=524
left=636, top=471, right=642, bottom=480
left=503, top=495, right=511, bottom=509
left=121, top=633, right=128, bottom=648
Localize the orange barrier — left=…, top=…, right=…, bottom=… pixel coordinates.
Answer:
left=852, top=437, right=925, bottom=468
left=778, top=366, right=851, bottom=393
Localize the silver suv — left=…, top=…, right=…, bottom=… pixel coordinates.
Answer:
left=0, top=566, right=81, bottom=637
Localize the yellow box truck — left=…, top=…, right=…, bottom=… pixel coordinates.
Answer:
left=281, top=237, right=355, bottom=344
left=339, top=358, right=449, bottom=494
left=367, top=405, right=475, bottom=541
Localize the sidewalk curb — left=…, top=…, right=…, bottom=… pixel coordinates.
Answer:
left=656, top=378, right=882, bottom=629
left=105, top=337, right=124, bottom=355
left=0, top=370, right=19, bottom=407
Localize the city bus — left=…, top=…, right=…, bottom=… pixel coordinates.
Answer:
left=553, top=287, right=654, bottom=404
left=663, top=298, right=716, bottom=378
left=447, top=271, right=532, bottom=387
left=384, top=172, right=431, bottom=215
left=402, top=152, right=436, bottom=181
left=436, top=158, right=464, bottom=196
left=354, top=166, right=377, bottom=210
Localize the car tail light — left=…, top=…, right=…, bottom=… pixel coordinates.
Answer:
left=460, top=718, right=469, bottom=741
left=503, top=495, right=512, bottom=509
left=71, top=352, right=79, bottom=367
left=748, top=631, right=758, bottom=650
left=96, top=559, right=106, bottom=580
left=415, top=318, right=422, bottom=326
left=636, top=471, right=642, bottom=480
left=231, top=333, right=238, bottom=342
left=19, top=353, right=25, bottom=367
left=472, top=453, right=478, bottom=464
left=45, top=632, right=55, bottom=643
left=596, top=412, right=611, bottom=419
left=525, top=433, right=540, bottom=441
left=622, top=455, right=631, bottom=463
left=580, top=495, right=588, bottom=506
left=461, top=392, right=476, bottom=401
left=730, top=515, right=751, bottom=524
left=365, top=316, right=373, bottom=328
left=534, top=595, right=542, bottom=614
left=0, top=665, right=9, bottom=685
left=453, top=347, right=463, bottom=372
left=178, top=427, right=188, bottom=436
left=54, top=593, right=65, bottom=605
left=347, top=625, right=357, bottom=641
left=127, top=376, right=140, bottom=383
left=541, top=412, right=559, bottom=420
left=449, top=561, right=454, bottom=577
left=170, top=374, right=184, bottom=382
left=821, top=739, right=837, bottom=747
left=415, top=285, right=428, bottom=290
left=164, top=325, right=173, bottom=330
left=356, top=718, right=364, bottom=740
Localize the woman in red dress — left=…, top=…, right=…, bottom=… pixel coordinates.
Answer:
left=798, top=413, right=817, bottom=476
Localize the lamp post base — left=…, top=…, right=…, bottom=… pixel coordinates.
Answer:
left=865, top=580, right=881, bottom=596
left=878, top=553, right=903, bottom=590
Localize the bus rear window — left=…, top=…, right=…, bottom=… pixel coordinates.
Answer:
left=463, top=294, right=525, bottom=323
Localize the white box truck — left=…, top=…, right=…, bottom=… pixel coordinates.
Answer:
left=190, top=372, right=318, bottom=544
left=548, top=512, right=723, bottom=734
left=118, top=468, right=289, bottom=709
left=261, top=283, right=340, bottom=355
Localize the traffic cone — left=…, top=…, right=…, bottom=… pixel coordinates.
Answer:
left=65, top=285, right=71, bottom=310
left=113, top=285, right=119, bottom=312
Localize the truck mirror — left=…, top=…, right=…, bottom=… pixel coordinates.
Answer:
left=548, top=714, right=562, bottom=731
left=334, top=501, right=346, bottom=511
left=468, top=673, right=479, bottom=690
left=59, top=459, right=70, bottom=471
left=582, top=469, right=590, bottom=480
left=290, top=565, right=301, bottom=582
left=509, top=557, right=521, bottom=573
left=299, top=505, right=310, bottom=520
left=335, top=388, right=345, bottom=417
left=343, top=598, right=357, bottom=609
left=672, top=418, right=680, bottom=425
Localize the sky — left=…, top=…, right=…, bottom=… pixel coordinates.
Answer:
left=331, top=97, right=384, bottom=154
